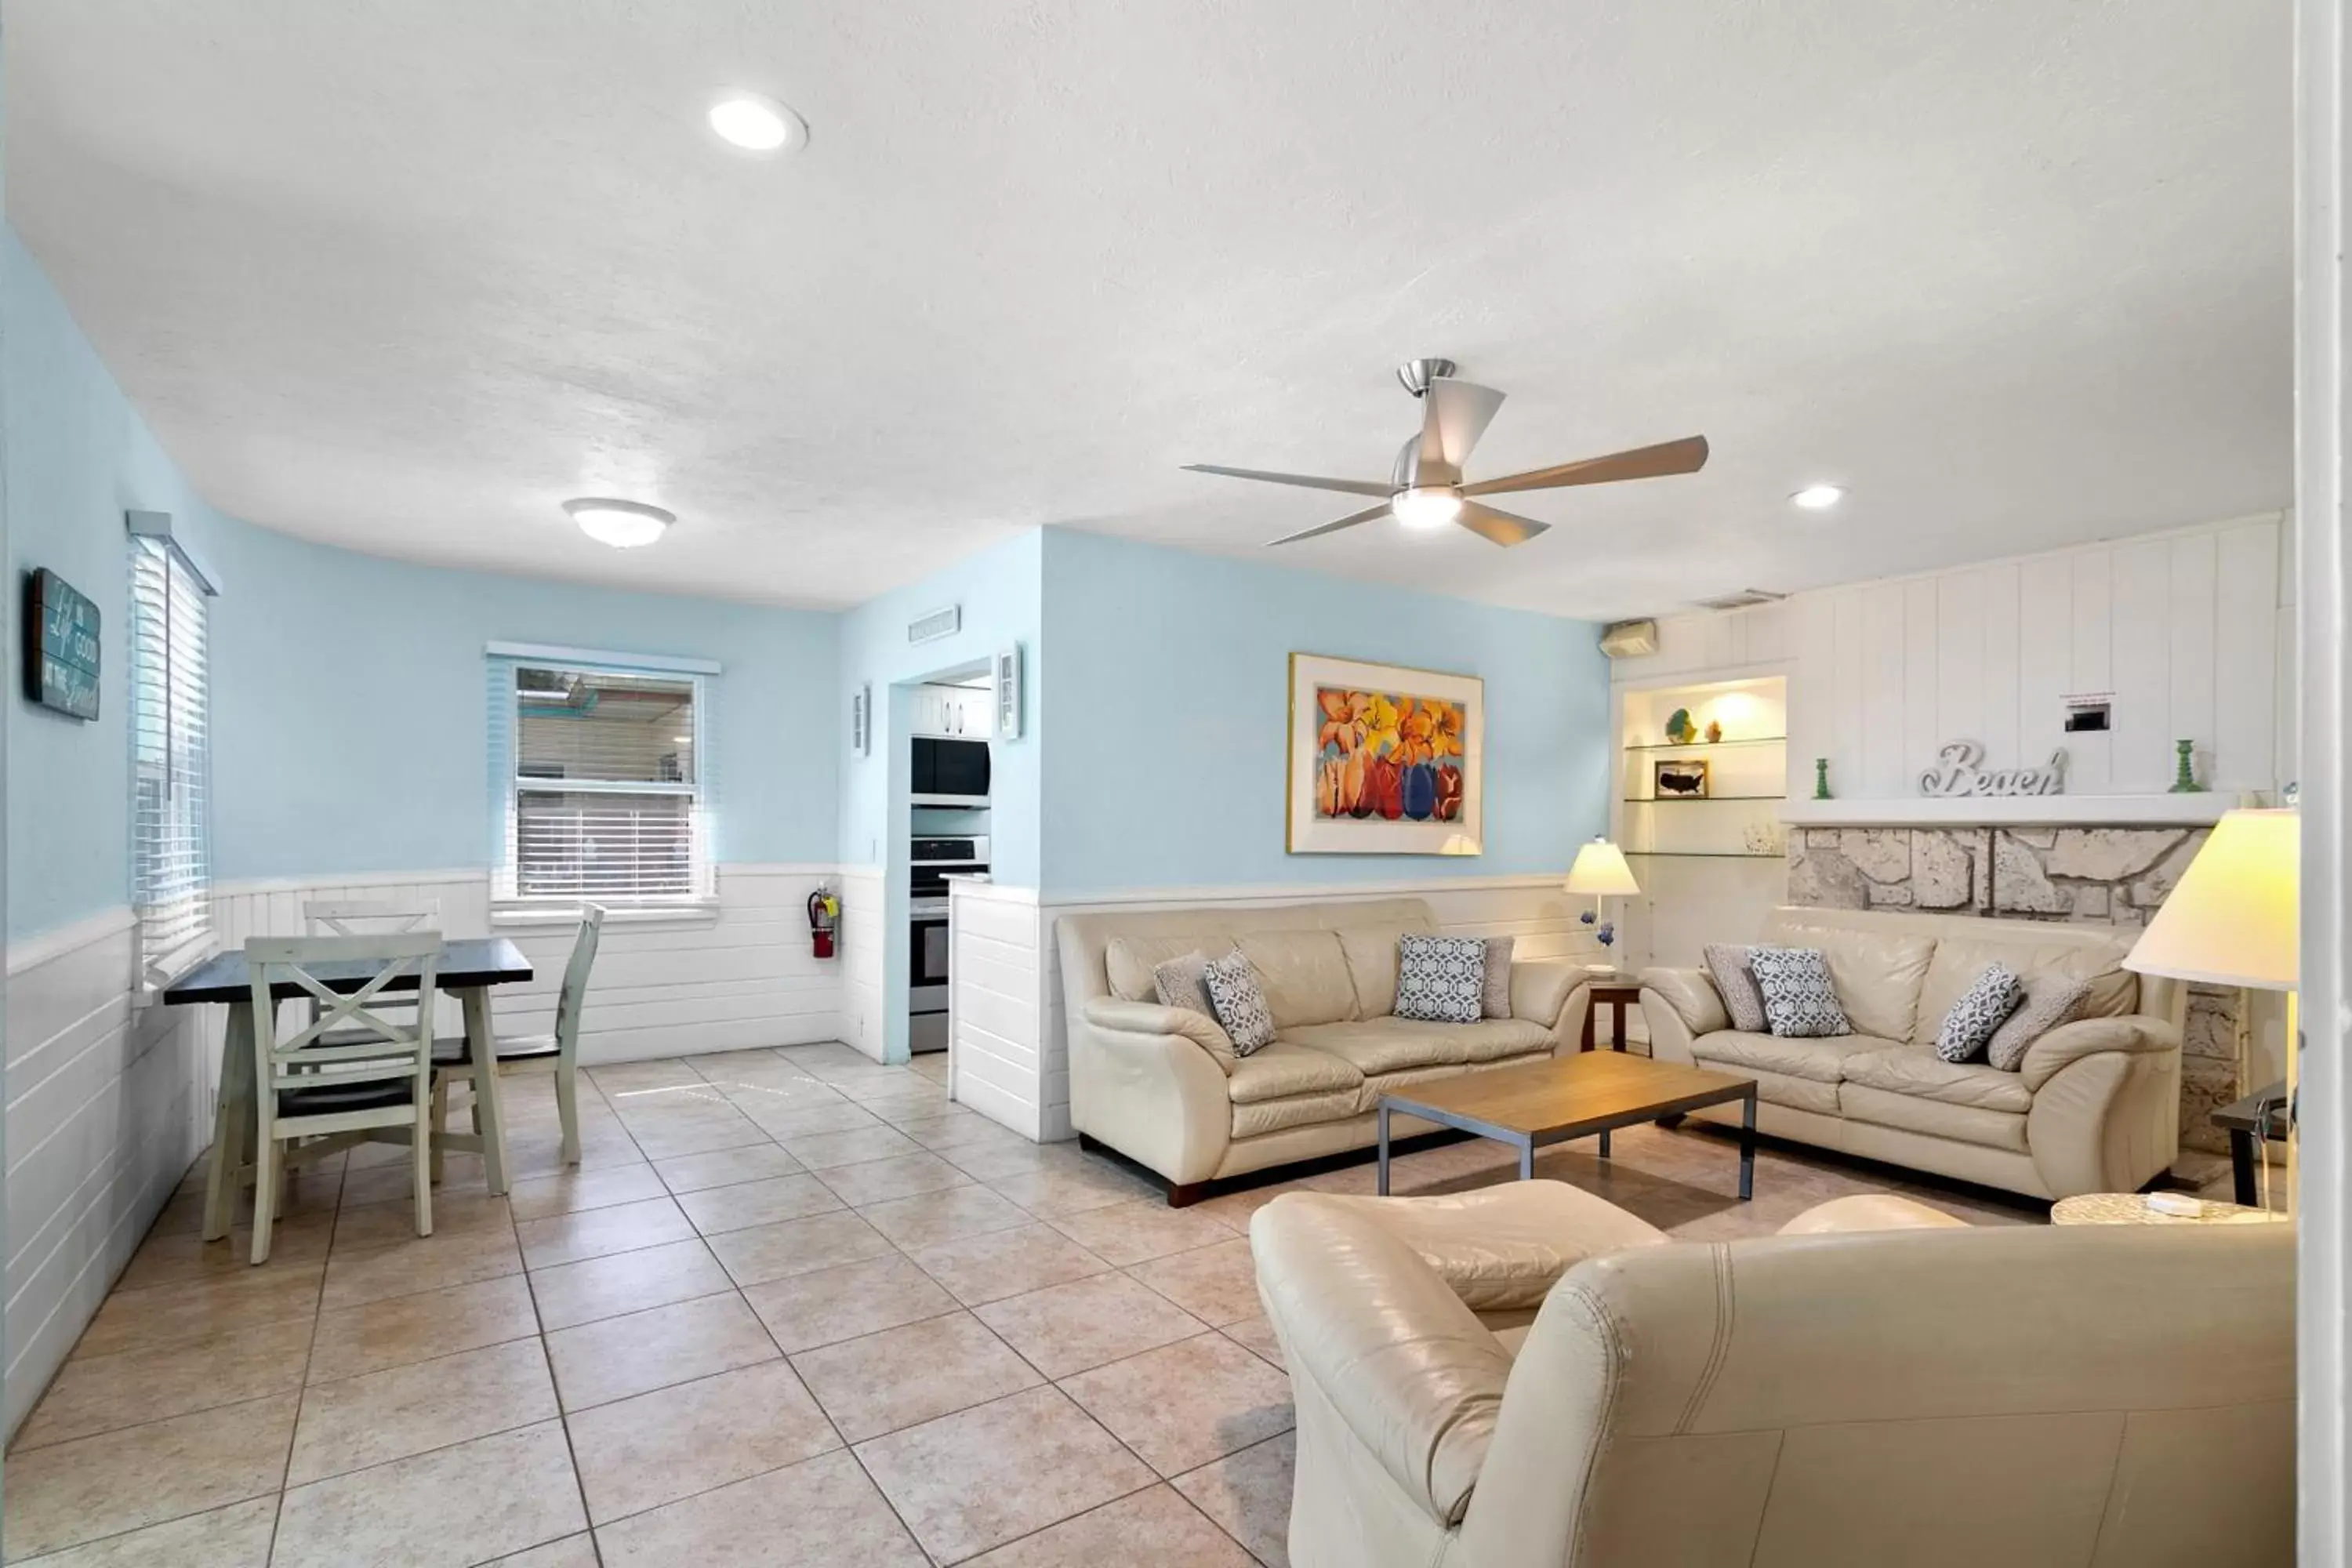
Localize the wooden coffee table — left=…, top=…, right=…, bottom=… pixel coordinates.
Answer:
left=1377, top=1051, right=1759, bottom=1199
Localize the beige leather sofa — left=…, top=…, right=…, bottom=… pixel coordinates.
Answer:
left=1640, top=906, right=2185, bottom=1200
left=1057, top=898, right=1592, bottom=1203
left=1254, top=1182, right=2292, bottom=1568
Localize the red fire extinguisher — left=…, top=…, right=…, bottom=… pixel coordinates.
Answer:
left=808, top=885, right=840, bottom=959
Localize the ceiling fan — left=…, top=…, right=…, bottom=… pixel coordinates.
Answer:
left=1183, top=358, right=1709, bottom=547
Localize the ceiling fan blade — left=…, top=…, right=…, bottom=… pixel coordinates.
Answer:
left=1182, top=463, right=1392, bottom=498
left=1267, top=502, right=1394, bottom=546
left=1454, top=501, right=1552, bottom=547
left=1462, top=434, right=1709, bottom=497
left=1417, top=378, right=1506, bottom=472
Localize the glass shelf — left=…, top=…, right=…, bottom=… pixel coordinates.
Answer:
left=1621, top=794, right=1788, bottom=804
left=1622, top=850, right=1786, bottom=859
left=1623, top=735, right=1788, bottom=752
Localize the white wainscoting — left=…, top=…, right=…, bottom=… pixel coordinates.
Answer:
left=946, top=877, right=1610, bottom=1145
left=838, top=866, right=887, bottom=1062
left=5, top=909, right=212, bottom=1438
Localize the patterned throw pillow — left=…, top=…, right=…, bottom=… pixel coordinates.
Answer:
left=1152, top=951, right=1217, bottom=1018
left=1936, top=964, right=2024, bottom=1062
left=1747, top=947, right=1852, bottom=1039
left=1481, top=936, right=1515, bottom=1019
left=1201, top=950, right=1277, bottom=1055
left=1986, top=971, right=2092, bottom=1072
left=1703, top=943, right=1769, bottom=1033
left=1395, top=935, right=1487, bottom=1024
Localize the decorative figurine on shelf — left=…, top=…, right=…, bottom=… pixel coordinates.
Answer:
left=1664, top=707, right=1697, bottom=745
left=1704, top=719, right=1723, bottom=743
left=2168, top=739, right=2205, bottom=794
left=1813, top=757, right=1832, bottom=800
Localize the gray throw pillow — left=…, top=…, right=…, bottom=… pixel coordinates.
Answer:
left=1704, top=943, right=1768, bottom=1033
left=1986, top=971, right=2092, bottom=1072
left=1747, top=947, right=1852, bottom=1039
left=1396, top=935, right=1486, bottom=1024
left=1201, top=950, right=1277, bottom=1055
left=1936, top=964, right=2023, bottom=1062
left=1152, top=951, right=1216, bottom=1018
left=1481, top=936, right=1515, bottom=1019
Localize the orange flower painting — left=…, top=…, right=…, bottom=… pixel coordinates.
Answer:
left=1312, top=685, right=1467, bottom=822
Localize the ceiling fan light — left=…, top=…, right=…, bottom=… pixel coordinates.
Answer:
left=1392, top=486, right=1464, bottom=531
left=564, top=497, right=675, bottom=549
left=1790, top=484, right=1845, bottom=510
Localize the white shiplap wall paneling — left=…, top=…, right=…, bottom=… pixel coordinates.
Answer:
left=947, top=882, right=1044, bottom=1140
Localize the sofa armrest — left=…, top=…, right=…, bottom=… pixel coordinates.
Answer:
left=1639, top=967, right=1729, bottom=1036
left=1777, top=1194, right=1971, bottom=1236
left=1083, top=998, right=1238, bottom=1070
left=1252, top=1194, right=1511, bottom=1526
left=2019, top=1014, right=2180, bottom=1094
left=1509, top=958, right=1580, bottom=1031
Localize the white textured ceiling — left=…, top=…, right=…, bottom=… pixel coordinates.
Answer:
left=8, top=2, right=2292, bottom=616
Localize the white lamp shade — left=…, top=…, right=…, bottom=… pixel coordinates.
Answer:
left=2122, top=808, right=2299, bottom=990
left=1564, top=840, right=1641, bottom=897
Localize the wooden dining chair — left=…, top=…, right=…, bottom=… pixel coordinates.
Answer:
left=243, top=933, right=442, bottom=1262
left=302, top=899, right=442, bottom=1044
left=433, top=905, right=604, bottom=1170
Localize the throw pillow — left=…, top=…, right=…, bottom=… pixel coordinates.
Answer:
left=1747, top=947, right=1852, bottom=1039
left=1936, top=964, right=2024, bottom=1062
left=1152, top=951, right=1216, bottom=1018
left=1395, top=935, right=1487, bottom=1024
left=1986, top=971, right=2092, bottom=1072
left=1201, top=950, right=1278, bottom=1055
left=1703, top=943, right=1769, bottom=1033
left=1481, top=936, right=1515, bottom=1019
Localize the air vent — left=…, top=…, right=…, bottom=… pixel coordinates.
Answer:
left=908, top=605, right=961, bottom=644
left=1690, top=588, right=1788, bottom=612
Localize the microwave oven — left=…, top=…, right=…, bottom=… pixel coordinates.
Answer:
left=912, top=736, right=990, bottom=804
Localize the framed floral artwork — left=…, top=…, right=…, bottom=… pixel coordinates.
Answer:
left=1287, top=653, right=1483, bottom=855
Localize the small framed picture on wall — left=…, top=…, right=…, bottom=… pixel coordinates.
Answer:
left=1653, top=757, right=1710, bottom=799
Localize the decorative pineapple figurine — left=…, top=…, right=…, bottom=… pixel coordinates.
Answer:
left=2168, top=739, right=2205, bottom=793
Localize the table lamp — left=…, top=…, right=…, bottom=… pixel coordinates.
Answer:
left=1565, top=838, right=1641, bottom=956
left=2122, top=808, right=2299, bottom=1210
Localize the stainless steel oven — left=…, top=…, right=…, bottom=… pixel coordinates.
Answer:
left=909, top=837, right=986, bottom=1054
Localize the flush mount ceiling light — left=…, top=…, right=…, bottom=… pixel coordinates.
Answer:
left=1790, top=484, right=1845, bottom=510
left=563, top=498, right=675, bottom=549
left=707, top=91, right=805, bottom=154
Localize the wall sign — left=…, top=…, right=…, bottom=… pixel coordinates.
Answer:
left=1918, top=739, right=2065, bottom=797
left=24, top=568, right=101, bottom=720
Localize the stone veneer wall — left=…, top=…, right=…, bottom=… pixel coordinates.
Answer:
left=1785, top=825, right=2239, bottom=1155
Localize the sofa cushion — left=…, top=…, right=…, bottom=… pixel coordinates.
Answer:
left=1299, top=1183, right=1666, bottom=1312
left=1838, top=1082, right=2029, bottom=1152
left=1452, top=1018, right=1553, bottom=1063
left=1749, top=946, right=1853, bottom=1038
left=1841, top=1046, right=2036, bottom=1114
left=1336, top=917, right=1437, bottom=1018
left=1734, top=1065, right=1841, bottom=1116
left=1987, top=971, right=2092, bottom=1073
left=1232, top=1087, right=1361, bottom=1139
left=1912, top=932, right=2133, bottom=1048
left=1283, top=1018, right=1471, bottom=1078
left=1704, top=943, right=1769, bottom=1033
left=1106, top=934, right=1232, bottom=1003
left=1762, top=917, right=1936, bottom=1041
left=1396, top=935, right=1488, bottom=1024
left=1933, top=963, right=2022, bottom=1062
left=1225, top=1040, right=1363, bottom=1105
left=1480, top=937, right=1515, bottom=1018
left=1203, top=950, right=1278, bottom=1054
left=1236, top=930, right=1359, bottom=1029
left=1690, top=1029, right=1888, bottom=1085
left=1353, top=1062, right=1487, bottom=1116
left=1152, top=951, right=1217, bottom=1017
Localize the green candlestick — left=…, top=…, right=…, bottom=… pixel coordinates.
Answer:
left=1813, top=757, right=1832, bottom=800
left=2168, top=739, right=2205, bottom=793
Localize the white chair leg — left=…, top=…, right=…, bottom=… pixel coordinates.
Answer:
left=430, top=1077, right=450, bottom=1185
left=557, top=1061, right=581, bottom=1167
left=412, top=1103, right=435, bottom=1239
left=251, top=1133, right=281, bottom=1265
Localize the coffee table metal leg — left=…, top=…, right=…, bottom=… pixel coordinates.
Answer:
left=1517, top=1138, right=1534, bottom=1181
left=1599, top=1129, right=1611, bottom=1159
left=1376, top=1104, right=1391, bottom=1196
left=1739, top=1091, right=1757, bottom=1200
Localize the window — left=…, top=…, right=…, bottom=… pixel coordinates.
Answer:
left=496, top=662, right=710, bottom=906
left=129, top=534, right=214, bottom=978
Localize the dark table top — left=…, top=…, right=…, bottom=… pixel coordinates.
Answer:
left=2212, top=1080, right=2291, bottom=1138
left=163, top=938, right=533, bottom=1005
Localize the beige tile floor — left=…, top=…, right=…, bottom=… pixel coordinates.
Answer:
left=3, top=1041, right=2048, bottom=1566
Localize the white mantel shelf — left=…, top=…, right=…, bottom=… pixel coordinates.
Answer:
left=1780, top=794, right=2240, bottom=829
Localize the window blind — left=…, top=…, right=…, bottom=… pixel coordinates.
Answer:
left=130, top=535, right=212, bottom=974
left=495, top=663, right=710, bottom=903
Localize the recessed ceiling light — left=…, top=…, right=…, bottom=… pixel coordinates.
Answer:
left=671, top=735, right=692, bottom=744
left=707, top=92, right=805, bottom=154
left=563, top=498, right=674, bottom=549
left=1790, top=484, right=1845, bottom=510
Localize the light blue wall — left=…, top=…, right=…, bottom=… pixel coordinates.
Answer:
left=1039, top=528, right=1609, bottom=896
left=5, top=229, right=238, bottom=940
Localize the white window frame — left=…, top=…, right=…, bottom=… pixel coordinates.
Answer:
left=126, top=514, right=220, bottom=990
left=492, top=650, right=718, bottom=916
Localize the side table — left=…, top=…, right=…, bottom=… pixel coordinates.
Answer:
left=2050, top=1192, right=2285, bottom=1227
left=1580, top=978, right=1641, bottom=1053
left=2210, top=1080, right=2290, bottom=1208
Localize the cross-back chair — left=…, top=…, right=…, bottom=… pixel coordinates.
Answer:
left=433, top=905, right=604, bottom=1173
left=302, top=899, right=443, bottom=1044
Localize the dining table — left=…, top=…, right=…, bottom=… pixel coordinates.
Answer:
left=164, top=936, right=535, bottom=1242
